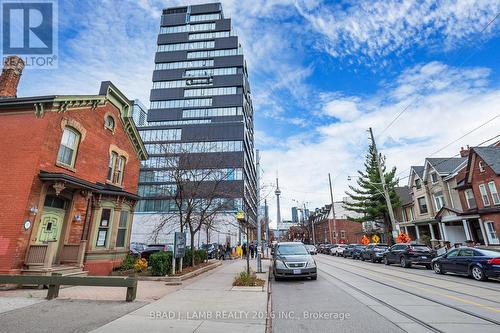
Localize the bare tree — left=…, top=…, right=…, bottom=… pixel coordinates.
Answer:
left=146, top=142, right=242, bottom=267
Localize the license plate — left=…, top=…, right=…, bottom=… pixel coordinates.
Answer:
left=293, top=269, right=301, bottom=274
left=421, top=256, right=427, bottom=259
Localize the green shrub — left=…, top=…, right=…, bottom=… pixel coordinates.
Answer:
left=118, top=254, right=137, bottom=271
left=195, top=249, right=208, bottom=264
left=149, top=251, right=173, bottom=276
left=182, top=248, right=192, bottom=268
left=233, top=270, right=265, bottom=287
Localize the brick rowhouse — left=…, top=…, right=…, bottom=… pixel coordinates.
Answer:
left=0, top=56, right=147, bottom=275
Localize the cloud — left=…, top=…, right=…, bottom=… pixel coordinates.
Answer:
left=261, top=62, right=500, bottom=226
left=295, top=0, right=500, bottom=64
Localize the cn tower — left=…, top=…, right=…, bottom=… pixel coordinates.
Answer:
left=275, top=178, right=282, bottom=240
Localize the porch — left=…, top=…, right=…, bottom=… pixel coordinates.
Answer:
left=22, top=240, right=88, bottom=276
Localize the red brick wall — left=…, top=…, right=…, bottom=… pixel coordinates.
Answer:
left=470, top=154, right=499, bottom=210
left=0, top=102, right=141, bottom=273
left=313, top=218, right=363, bottom=244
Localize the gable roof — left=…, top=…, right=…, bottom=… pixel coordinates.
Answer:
left=473, top=146, right=500, bottom=175
left=395, top=186, right=412, bottom=206
left=426, top=157, right=467, bottom=175
left=411, top=166, right=424, bottom=179
left=0, top=81, right=148, bottom=161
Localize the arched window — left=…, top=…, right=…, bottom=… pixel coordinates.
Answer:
left=57, top=127, right=81, bottom=167
left=105, top=115, right=115, bottom=131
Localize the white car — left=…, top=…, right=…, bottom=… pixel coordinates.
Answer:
left=331, top=244, right=348, bottom=256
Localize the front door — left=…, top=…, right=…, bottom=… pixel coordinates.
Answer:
left=36, top=208, right=64, bottom=244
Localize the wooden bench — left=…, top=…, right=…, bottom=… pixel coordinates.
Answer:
left=0, top=274, right=137, bottom=302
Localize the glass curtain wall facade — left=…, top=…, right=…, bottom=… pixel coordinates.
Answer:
left=136, top=2, right=257, bottom=224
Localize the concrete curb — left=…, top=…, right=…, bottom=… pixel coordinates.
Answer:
left=134, top=261, right=223, bottom=284
left=266, top=263, right=272, bottom=333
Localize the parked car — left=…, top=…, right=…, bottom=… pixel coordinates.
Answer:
left=130, top=242, right=147, bottom=256
left=432, top=247, right=500, bottom=281
left=323, top=244, right=336, bottom=254
left=360, top=243, right=389, bottom=263
left=343, top=244, right=361, bottom=258
left=317, top=244, right=329, bottom=254
left=328, top=244, right=340, bottom=255
left=383, top=243, right=434, bottom=268
left=273, top=242, right=317, bottom=281
left=141, top=243, right=173, bottom=261
left=351, top=245, right=367, bottom=259
left=332, top=244, right=348, bottom=256
left=305, top=244, right=317, bottom=255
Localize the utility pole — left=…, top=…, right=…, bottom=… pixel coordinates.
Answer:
left=255, top=150, right=262, bottom=272
left=369, top=127, right=397, bottom=243
left=264, top=199, right=269, bottom=257
left=328, top=173, right=337, bottom=244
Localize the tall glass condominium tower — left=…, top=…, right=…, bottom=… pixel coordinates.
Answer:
left=135, top=2, right=257, bottom=227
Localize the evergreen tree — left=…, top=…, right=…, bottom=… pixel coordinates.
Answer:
left=343, top=142, right=401, bottom=243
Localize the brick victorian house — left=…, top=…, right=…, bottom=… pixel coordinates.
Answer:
left=456, top=145, right=500, bottom=246
left=0, top=56, right=147, bottom=275
left=308, top=203, right=363, bottom=244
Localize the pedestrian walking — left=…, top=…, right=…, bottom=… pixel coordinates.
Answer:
left=250, top=241, right=255, bottom=259
left=242, top=242, right=247, bottom=258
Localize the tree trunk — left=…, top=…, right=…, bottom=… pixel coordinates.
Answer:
left=190, top=229, right=196, bottom=267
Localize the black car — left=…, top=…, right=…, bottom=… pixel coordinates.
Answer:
left=383, top=243, right=434, bottom=268
left=360, top=243, right=388, bottom=263
left=351, top=245, right=367, bottom=259
left=130, top=242, right=147, bottom=256
left=343, top=244, right=361, bottom=258
left=432, top=247, right=500, bottom=281
left=322, top=244, right=335, bottom=254
left=141, top=244, right=172, bottom=261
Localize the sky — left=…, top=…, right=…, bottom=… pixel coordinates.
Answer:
left=15, top=0, right=500, bottom=227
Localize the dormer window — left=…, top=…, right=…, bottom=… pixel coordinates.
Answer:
left=415, top=178, right=422, bottom=189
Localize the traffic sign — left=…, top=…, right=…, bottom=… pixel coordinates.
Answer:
left=371, top=234, right=380, bottom=244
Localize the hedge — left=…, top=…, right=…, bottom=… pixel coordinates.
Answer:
left=149, top=251, right=173, bottom=276
left=182, top=249, right=208, bottom=268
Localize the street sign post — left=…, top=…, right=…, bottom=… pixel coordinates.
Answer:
left=174, top=232, right=186, bottom=259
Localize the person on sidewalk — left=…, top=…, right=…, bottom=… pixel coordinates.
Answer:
left=225, top=243, right=231, bottom=259
left=242, top=242, right=247, bottom=258
left=236, top=243, right=242, bottom=258
left=250, top=241, right=255, bottom=259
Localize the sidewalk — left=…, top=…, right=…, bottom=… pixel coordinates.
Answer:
left=92, top=258, right=270, bottom=333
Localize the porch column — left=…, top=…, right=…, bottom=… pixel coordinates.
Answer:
left=479, top=218, right=489, bottom=246
left=440, top=222, right=448, bottom=242
left=415, top=225, right=421, bottom=239
left=428, top=223, right=436, bottom=240
left=77, top=240, right=87, bottom=268
left=44, top=240, right=58, bottom=269
left=462, top=219, right=471, bottom=240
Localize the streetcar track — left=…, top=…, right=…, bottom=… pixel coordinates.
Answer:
left=319, top=254, right=500, bottom=293
left=316, top=256, right=500, bottom=305
left=317, top=259, right=500, bottom=328
left=318, top=267, right=444, bottom=333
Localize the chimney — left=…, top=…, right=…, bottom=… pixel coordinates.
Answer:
left=0, top=56, right=25, bottom=98
left=460, top=145, right=470, bottom=158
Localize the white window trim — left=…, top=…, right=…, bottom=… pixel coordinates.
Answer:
left=464, top=189, right=476, bottom=209
left=488, top=181, right=500, bottom=205
left=479, top=184, right=491, bottom=206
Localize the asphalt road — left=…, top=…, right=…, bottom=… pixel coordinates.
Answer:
left=272, top=254, right=500, bottom=333
left=0, top=299, right=146, bottom=333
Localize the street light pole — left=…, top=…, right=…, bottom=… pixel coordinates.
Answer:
left=255, top=150, right=262, bottom=272
left=369, top=127, right=398, bottom=243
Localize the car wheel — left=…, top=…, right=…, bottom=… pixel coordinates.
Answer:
left=433, top=262, right=444, bottom=274
left=400, top=256, right=410, bottom=268
left=384, top=256, right=390, bottom=265
left=371, top=255, right=376, bottom=263
left=361, top=255, right=365, bottom=261
left=311, top=275, right=317, bottom=280
left=471, top=265, right=488, bottom=281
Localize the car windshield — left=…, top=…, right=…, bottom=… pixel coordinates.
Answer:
left=277, top=244, right=308, bottom=255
